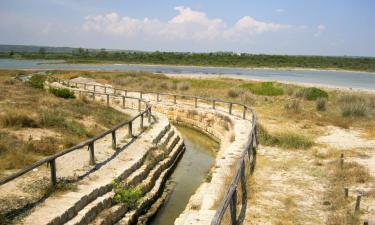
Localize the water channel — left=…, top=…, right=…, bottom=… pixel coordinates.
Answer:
left=149, top=125, right=218, bottom=225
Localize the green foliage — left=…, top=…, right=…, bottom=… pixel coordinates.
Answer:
left=28, top=75, right=47, bottom=89
left=240, top=82, right=284, bottom=96
left=112, top=181, right=142, bottom=209
left=257, top=124, right=314, bottom=149
left=297, top=87, right=328, bottom=100
left=3, top=49, right=375, bottom=71
left=49, top=87, right=75, bottom=99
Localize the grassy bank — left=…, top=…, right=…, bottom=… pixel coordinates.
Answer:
left=0, top=71, right=130, bottom=175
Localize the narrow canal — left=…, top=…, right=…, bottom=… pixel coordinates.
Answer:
left=149, top=125, right=218, bottom=225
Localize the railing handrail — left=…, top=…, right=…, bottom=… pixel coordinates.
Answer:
left=0, top=86, right=152, bottom=186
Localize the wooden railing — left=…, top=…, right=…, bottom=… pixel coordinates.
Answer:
left=54, top=78, right=258, bottom=225
left=0, top=86, right=152, bottom=187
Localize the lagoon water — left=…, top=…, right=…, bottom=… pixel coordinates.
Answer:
left=0, top=59, right=374, bottom=90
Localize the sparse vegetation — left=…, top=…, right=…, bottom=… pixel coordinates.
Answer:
left=28, top=75, right=47, bottom=89
left=339, top=93, right=374, bottom=117
left=284, top=100, right=301, bottom=113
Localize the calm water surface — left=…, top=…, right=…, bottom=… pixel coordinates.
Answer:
left=0, top=59, right=374, bottom=90
left=149, top=125, right=217, bottom=225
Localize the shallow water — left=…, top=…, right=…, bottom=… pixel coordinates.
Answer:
left=0, top=59, right=374, bottom=90
left=149, top=125, right=218, bottom=225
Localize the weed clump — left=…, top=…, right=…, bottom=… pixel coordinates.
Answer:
left=227, top=89, right=240, bottom=98
left=338, top=93, right=374, bottom=117
left=178, top=82, right=190, bottom=91
left=284, top=100, right=301, bottom=113
left=49, top=88, right=75, bottom=99
left=0, top=110, right=38, bottom=128
left=240, top=82, right=284, bottom=96
left=112, top=181, right=142, bottom=209
left=316, top=98, right=327, bottom=111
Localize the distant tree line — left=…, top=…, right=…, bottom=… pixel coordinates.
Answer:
left=1, top=47, right=375, bottom=72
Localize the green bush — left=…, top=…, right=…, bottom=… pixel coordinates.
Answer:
left=112, top=181, right=142, bottom=209
left=296, top=87, right=328, bottom=100
left=28, top=75, right=47, bottom=89
left=240, top=82, right=284, bottom=96
left=49, top=88, right=75, bottom=99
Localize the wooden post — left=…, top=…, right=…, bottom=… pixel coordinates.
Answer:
left=106, top=94, right=110, bottom=106
left=125, top=90, right=127, bottom=97
left=229, top=103, right=233, bottom=115
left=93, top=85, right=96, bottom=93
left=92, top=92, right=95, bottom=101
left=148, top=108, right=152, bottom=123
left=243, top=106, right=246, bottom=119
left=230, top=189, right=237, bottom=225
left=122, top=96, right=126, bottom=109
left=79, top=90, right=82, bottom=98
left=344, top=187, right=349, bottom=198
left=340, top=153, right=344, bottom=169
left=174, top=95, right=177, bottom=104
left=194, top=97, right=198, bottom=108
left=112, top=131, right=116, bottom=150
left=88, top=143, right=95, bottom=165
left=50, top=159, right=57, bottom=187
left=104, top=86, right=107, bottom=94
left=212, top=100, right=216, bottom=109
left=355, top=194, right=362, bottom=212
left=140, top=91, right=143, bottom=99
left=140, top=114, right=144, bottom=130
left=157, top=93, right=160, bottom=102
left=138, top=99, right=141, bottom=112
left=128, top=121, right=133, bottom=137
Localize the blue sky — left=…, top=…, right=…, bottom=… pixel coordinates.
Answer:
left=0, top=0, right=374, bottom=56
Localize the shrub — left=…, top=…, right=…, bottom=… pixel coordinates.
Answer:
left=112, top=181, right=142, bottom=209
left=227, top=89, right=240, bottom=98
left=316, top=98, right=326, bottom=111
left=240, top=82, right=284, bottom=96
left=284, top=100, right=301, bottom=113
left=178, top=82, right=190, bottom=91
left=296, top=87, right=328, bottom=100
left=49, top=88, right=75, bottom=99
left=28, top=75, right=47, bottom=89
left=0, top=110, right=38, bottom=128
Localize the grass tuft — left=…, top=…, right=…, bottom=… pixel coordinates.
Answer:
left=296, top=87, right=328, bottom=100
left=49, top=87, right=75, bottom=99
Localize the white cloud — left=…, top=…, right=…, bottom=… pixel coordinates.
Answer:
left=82, top=6, right=291, bottom=41
left=276, top=8, right=285, bottom=13
left=314, top=24, right=326, bottom=37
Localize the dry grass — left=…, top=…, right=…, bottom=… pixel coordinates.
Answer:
left=0, top=71, right=130, bottom=175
